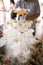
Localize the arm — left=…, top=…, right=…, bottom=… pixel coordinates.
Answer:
left=2, top=0, right=6, bottom=11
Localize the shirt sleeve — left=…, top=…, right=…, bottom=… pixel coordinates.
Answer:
left=35, top=0, right=40, bottom=15
left=15, top=1, right=20, bottom=8
left=25, top=0, right=40, bottom=20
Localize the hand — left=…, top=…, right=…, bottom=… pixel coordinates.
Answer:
left=2, top=6, right=6, bottom=11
